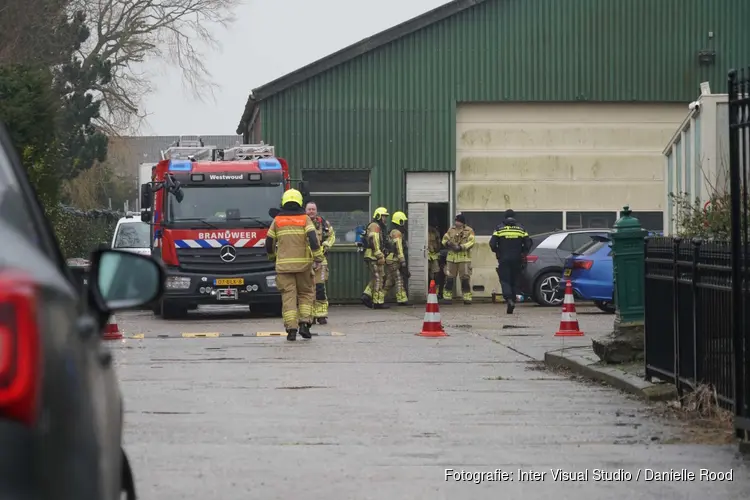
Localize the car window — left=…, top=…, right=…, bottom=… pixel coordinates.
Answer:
left=573, top=239, right=599, bottom=254
left=559, top=234, right=589, bottom=252
left=529, top=232, right=554, bottom=251
left=0, top=138, right=46, bottom=247
left=581, top=241, right=609, bottom=256
left=113, top=222, right=150, bottom=248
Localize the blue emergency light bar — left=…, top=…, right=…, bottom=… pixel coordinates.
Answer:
left=168, top=159, right=193, bottom=171
left=259, top=158, right=282, bottom=170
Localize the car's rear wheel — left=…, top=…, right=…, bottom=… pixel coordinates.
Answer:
left=594, top=300, right=616, bottom=314
left=533, top=271, right=563, bottom=306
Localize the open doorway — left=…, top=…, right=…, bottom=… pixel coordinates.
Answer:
left=428, top=203, right=450, bottom=234
left=428, top=203, right=450, bottom=297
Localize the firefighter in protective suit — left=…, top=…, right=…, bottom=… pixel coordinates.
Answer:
left=265, top=189, right=324, bottom=341
left=305, top=201, right=336, bottom=324
left=383, top=211, right=410, bottom=306
left=441, top=213, right=476, bottom=304
left=360, top=207, right=390, bottom=309
left=428, top=221, right=441, bottom=283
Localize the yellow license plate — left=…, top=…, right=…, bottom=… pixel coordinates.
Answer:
left=563, top=269, right=572, bottom=277
left=214, top=278, right=244, bottom=286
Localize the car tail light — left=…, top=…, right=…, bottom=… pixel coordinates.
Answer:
left=525, top=255, right=538, bottom=263
left=0, top=272, right=41, bottom=427
left=573, top=260, right=593, bottom=270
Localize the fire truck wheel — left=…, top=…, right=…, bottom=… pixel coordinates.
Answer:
left=161, top=300, right=188, bottom=320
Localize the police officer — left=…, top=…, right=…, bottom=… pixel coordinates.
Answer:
left=383, top=211, right=409, bottom=306
left=489, top=210, right=532, bottom=314
left=305, top=201, right=336, bottom=325
left=265, top=189, right=324, bottom=341
left=441, top=213, right=476, bottom=304
left=360, top=207, right=390, bottom=309
left=428, top=220, right=441, bottom=283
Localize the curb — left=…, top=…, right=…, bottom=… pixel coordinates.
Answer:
left=121, top=331, right=346, bottom=340
left=544, top=347, right=677, bottom=402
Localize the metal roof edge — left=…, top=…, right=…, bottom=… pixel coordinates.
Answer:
left=236, top=0, right=488, bottom=134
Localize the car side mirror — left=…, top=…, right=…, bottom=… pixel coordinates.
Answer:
left=140, top=184, right=153, bottom=209
left=141, top=209, right=151, bottom=223
left=88, top=249, right=165, bottom=312
left=268, top=207, right=280, bottom=218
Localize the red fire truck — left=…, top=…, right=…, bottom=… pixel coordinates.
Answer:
left=140, top=138, right=307, bottom=319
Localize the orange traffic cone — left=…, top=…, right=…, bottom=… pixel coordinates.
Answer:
left=103, top=314, right=123, bottom=340
left=555, top=281, right=584, bottom=337
left=418, top=280, right=448, bottom=338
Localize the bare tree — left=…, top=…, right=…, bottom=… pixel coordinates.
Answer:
left=0, top=0, right=71, bottom=65
left=70, top=0, right=239, bottom=133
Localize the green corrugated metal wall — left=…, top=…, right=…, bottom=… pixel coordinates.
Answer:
left=325, top=249, right=369, bottom=303
left=252, top=0, right=750, bottom=302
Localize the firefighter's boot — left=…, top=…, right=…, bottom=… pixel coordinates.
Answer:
left=286, top=329, right=297, bottom=341
left=442, top=278, right=454, bottom=304
left=361, top=293, right=373, bottom=308
left=317, top=317, right=328, bottom=325
left=461, top=278, right=472, bottom=305
left=299, top=322, right=312, bottom=339
left=374, top=303, right=390, bottom=309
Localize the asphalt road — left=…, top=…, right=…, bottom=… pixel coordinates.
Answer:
left=112, top=303, right=750, bottom=499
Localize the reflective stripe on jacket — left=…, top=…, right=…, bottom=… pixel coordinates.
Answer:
left=364, top=221, right=384, bottom=261
left=386, top=228, right=406, bottom=265
left=441, top=225, right=475, bottom=263
left=314, top=216, right=336, bottom=266
left=490, top=224, right=532, bottom=263
left=266, top=213, right=323, bottom=273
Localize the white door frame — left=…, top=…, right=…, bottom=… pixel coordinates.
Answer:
left=405, top=172, right=451, bottom=302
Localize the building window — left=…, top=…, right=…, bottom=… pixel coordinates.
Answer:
left=565, top=211, right=617, bottom=230
left=302, top=170, right=370, bottom=244
left=461, top=211, right=563, bottom=236
left=629, top=211, right=664, bottom=232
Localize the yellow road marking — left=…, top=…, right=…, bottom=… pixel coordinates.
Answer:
left=130, top=333, right=145, bottom=339
left=181, top=332, right=220, bottom=338
left=256, top=332, right=284, bottom=337
left=331, top=331, right=345, bottom=336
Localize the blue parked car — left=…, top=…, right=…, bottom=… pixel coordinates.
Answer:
left=559, top=234, right=615, bottom=313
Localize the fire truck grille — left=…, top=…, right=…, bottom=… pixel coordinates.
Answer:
left=176, top=247, right=274, bottom=274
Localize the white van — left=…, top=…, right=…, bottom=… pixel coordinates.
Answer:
left=111, top=215, right=151, bottom=256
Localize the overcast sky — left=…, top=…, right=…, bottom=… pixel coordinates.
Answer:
left=138, top=0, right=451, bottom=136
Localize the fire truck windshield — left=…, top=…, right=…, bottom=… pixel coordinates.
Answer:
left=167, top=184, right=284, bottom=224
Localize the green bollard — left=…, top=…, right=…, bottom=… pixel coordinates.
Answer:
left=610, top=205, right=648, bottom=325
left=592, top=205, right=648, bottom=364
left=610, top=205, right=647, bottom=325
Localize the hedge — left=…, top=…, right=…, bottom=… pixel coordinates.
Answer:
left=52, top=205, right=123, bottom=259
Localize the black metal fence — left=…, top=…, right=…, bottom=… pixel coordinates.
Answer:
left=729, top=68, right=750, bottom=440
left=644, top=237, right=735, bottom=407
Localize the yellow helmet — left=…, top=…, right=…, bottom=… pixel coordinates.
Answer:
left=281, top=188, right=303, bottom=207
left=372, top=207, right=389, bottom=221
left=391, top=211, right=407, bottom=226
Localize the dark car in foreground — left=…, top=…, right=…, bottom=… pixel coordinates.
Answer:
left=521, top=229, right=610, bottom=306
left=0, top=122, right=165, bottom=499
